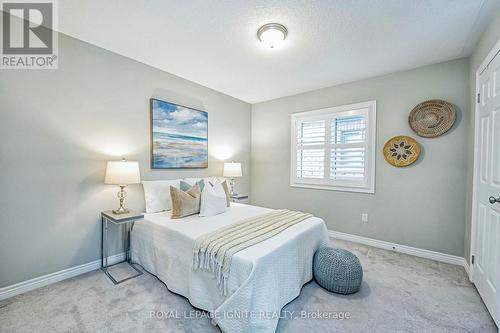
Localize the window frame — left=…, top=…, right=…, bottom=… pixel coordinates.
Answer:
left=290, top=100, right=376, bottom=194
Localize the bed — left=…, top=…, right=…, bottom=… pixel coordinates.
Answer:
left=130, top=202, right=329, bottom=333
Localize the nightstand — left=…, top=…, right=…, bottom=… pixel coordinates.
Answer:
left=230, top=194, right=249, bottom=203
left=101, top=210, right=144, bottom=284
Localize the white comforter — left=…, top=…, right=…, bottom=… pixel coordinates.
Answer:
left=131, top=203, right=329, bottom=333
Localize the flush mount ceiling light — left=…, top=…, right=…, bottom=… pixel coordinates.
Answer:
left=257, top=23, right=288, bottom=48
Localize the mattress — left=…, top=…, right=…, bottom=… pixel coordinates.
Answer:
left=130, top=203, right=329, bottom=333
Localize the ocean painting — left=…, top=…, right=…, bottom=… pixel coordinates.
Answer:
left=151, top=99, right=208, bottom=168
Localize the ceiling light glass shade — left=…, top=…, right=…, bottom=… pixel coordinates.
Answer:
left=257, top=23, right=288, bottom=48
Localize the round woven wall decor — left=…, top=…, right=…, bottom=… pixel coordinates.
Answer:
left=409, top=99, right=456, bottom=138
left=383, top=136, right=420, bottom=167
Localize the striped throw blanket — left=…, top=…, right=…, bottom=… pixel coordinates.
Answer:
left=192, top=209, right=312, bottom=295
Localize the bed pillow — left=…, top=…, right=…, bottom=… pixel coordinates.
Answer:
left=170, top=184, right=201, bottom=219
left=142, top=179, right=181, bottom=213
left=183, top=178, right=202, bottom=186
left=183, top=177, right=227, bottom=205
left=180, top=179, right=205, bottom=192
left=221, top=181, right=231, bottom=207
left=184, top=177, right=223, bottom=189
left=205, top=176, right=227, bottom=185
left=199, top=180, right=228, bottom=217
left=208, top=179, right=231, bottom=207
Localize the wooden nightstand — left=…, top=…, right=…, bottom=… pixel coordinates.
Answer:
left=101, top=210, right=144, bottom=284
left=230, top=194, right=249, bottom=203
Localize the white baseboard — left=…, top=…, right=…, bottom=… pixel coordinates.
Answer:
left=0, top=253, right=125, bottom=301
left=463, top=261, right=471, bottom=281
left=329, top=230, right=468, bottom=270
left=0, top=232, right=472, bottom=301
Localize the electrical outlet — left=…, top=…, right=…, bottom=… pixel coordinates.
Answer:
left=361, top=213, right=369, bottom=223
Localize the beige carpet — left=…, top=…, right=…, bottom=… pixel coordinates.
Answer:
left=0, top=240, right=496, bottom=332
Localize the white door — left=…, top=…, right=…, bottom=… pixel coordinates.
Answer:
left=473, top=49, right=500, bottom=326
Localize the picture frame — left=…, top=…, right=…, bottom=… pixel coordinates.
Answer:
left=150, top=98, right=208, bottom=169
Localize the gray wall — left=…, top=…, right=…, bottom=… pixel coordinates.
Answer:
left=0, top=33, right=251, bottom=287
left=251, top=58, right=470, bottom=257
left=4, top=13, right=498, bottom=288
left=464, top=9, right=500, bottom=264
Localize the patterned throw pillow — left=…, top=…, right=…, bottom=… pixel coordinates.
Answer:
left=170, top=184, right=201, bottom=219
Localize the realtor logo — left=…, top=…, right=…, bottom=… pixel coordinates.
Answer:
left=1, top=0, right=58, bottom=69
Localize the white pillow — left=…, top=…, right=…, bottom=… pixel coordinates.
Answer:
left=184, top=177, right=226, bottom=185
left=199, top=180, right=228, bottom=217
left=183, top=178, right=202, bottom=186
left=142, top=180, right=180, bottom=213
left=205, top=176, right=227, bottom=185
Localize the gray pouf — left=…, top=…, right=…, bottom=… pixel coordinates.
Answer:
left=313, top=247, right=363, bottom=294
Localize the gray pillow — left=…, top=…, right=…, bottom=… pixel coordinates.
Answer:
left=180, top=179, right=205, bottom=192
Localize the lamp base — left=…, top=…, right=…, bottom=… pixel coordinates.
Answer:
left=113, top=185, right=129, bottom=215
left=229, top=178, right=238, bottom=197
left=112, top=206, right=130, bottom=215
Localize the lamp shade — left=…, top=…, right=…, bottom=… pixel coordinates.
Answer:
left=223, top=162, right=242, bottom=178
left=104, top=160, right=141, bottom=185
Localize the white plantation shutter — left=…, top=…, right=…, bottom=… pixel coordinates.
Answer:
left=331, top=116, right=366, bottom=180
left=291, top=101, right=376, bottom=193
left=296, top=120, right=325, bottom=178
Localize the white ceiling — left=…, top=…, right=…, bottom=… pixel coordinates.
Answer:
left=58, top=0, right=499, bottom=103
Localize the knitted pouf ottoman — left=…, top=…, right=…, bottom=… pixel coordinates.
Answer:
left=313, top=247, right=363, bottom=294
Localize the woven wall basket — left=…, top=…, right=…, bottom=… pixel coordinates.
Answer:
left=408, top=99, right=456, bottom=138
left=383, top=136, right=421, bottom=167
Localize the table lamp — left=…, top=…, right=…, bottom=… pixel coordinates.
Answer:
left=105, top=159, right=141, bottom=214
left=223, top=162, right=242, bottom=196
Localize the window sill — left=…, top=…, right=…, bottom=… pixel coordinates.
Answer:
left=290, top=183, right=375, bottom=194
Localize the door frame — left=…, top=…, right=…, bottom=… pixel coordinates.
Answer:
left=470, top=37, right=500, bottom=282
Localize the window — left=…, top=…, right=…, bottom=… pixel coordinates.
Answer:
left=291, top=101, right=376, bottom=193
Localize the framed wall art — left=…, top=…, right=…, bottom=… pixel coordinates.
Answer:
left=150, top=98, right=208, bottom=169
